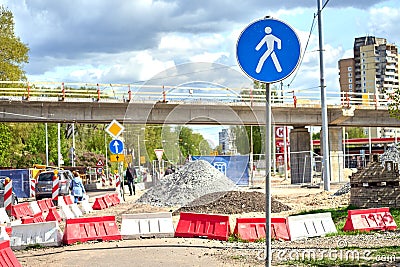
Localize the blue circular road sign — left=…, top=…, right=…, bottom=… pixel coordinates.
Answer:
left=109, top=139, right=124, bottom=154
left=236, top=18, right=301, bottom=83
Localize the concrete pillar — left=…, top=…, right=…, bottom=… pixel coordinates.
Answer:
left=290, top=127, right=311, bottom=184
left=321, top=127, right=344, bottom=183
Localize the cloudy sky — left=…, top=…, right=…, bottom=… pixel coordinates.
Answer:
left=1, top=0, right=399, bottom=141
left=1, top=0, right=399, bottom=90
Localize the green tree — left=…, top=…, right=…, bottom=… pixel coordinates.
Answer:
left=144, top=125, right=163, bottom=162
left=0, top=6, right=29, bottom=81
left=0, top=123, right=11, bottom=166
left=231, top=125, right=264, bottom=157
left=345, top=127, right=367, bottom=139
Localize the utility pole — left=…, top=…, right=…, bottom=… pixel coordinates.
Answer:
left=317, top=0, right=331, bottom=191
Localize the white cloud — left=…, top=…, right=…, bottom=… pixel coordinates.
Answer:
left=189, top=52, right=229, bottom=63
left=369, top=6, right=400, bottom=43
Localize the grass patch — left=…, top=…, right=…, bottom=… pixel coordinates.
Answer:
left=286, top=258, right=372, bottom=266
left=24, top=244, right=44, bottom=250
left=227, top=234, right=249, bottom=243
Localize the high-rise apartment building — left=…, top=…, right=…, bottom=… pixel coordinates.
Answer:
left=338, top=58, right=355, bottom=93
left=338, top=36, right=399, bottom=98
left=339, top=36, right=400, bottom=138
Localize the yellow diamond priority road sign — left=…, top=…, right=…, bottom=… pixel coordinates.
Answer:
left=105, top=119, right=125, bottom=138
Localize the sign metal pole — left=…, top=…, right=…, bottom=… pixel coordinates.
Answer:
left=265, top=83, right=272, bottom=266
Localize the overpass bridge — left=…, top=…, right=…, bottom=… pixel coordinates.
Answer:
left=0, top=81, right=398, bottom=127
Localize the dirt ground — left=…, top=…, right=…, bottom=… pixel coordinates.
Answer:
left=13, top=181, right=349, bottom=267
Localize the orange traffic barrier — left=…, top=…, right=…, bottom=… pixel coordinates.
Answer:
left=45, top=198, right=55, bottom=209
left=174, top=212, right=230, bottom=241
left=37, top=199, right=49, bottom=213
left=102, top=195, right=113, bottom=207
left=343, top=207, right=397, bottom=232
left=45, top=207, right=62, bottom=222
left=0, top=240, right=22, bottom=267
left=108, top=193, right=120, bottom=205
left=62, top=216, right=121, bottom=245
left=271, top=217, right=290, bottom=241
left=234, top=218, right=265, bottom=242
left=92, top=197, right=107, bottom=210
left=233, top=217, right=290, bottom=242
left=11, top=202, right=34, bottom=219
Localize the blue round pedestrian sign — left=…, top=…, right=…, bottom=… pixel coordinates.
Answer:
left=236, top=18, right=301, bottom=83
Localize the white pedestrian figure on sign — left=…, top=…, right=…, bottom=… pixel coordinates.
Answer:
left=255, top=26, right=282, bottom=73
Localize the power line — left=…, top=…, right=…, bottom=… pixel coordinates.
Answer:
left=286, top=0, right=331, bottom=89
left=322, top=0, right=331, bottom=11
left=287, top=14, right=317, bottom=88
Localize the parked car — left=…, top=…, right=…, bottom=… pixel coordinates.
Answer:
left=0, top=176, right=18, bottom=207
left=35, top=170, right=73, bottom=200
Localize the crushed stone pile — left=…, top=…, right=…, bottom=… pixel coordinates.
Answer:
left=173, top=191, right=291, bottom=215
left=136, top=160, right=236, bottom=207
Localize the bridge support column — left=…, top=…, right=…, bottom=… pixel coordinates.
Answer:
left=321, top=127, right=344, bottom=183
left=290, top=127, right=312, bottom=184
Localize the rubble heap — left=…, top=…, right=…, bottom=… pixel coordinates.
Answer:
left=174, top=190, right=291, bottom=214
left=137, top=160, right=236, bottom=207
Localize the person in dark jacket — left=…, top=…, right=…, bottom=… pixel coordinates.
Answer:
left=126, top=167, right=136, bottom=196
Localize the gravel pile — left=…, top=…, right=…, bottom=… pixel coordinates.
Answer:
left=136, top=160, right=236, bottom=207
left=174, top=191, right=291, bottom=214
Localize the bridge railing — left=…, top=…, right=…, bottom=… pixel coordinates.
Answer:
left=0, top=81, right=392, bottom=108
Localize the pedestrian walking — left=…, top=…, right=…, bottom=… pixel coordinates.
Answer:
left=70, top=171, right=86, bottom=203
left=126, top=166, right=136, bottom=196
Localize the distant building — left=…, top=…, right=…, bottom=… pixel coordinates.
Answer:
left=339, top=36, right=399, bottom=98
left=338, top=36, right=400, bottom=138
left=218, top=129, right=237, bottom=155
left=219, top=129, right=229, bottom=155
left=338, top=58, right=355, bottom=93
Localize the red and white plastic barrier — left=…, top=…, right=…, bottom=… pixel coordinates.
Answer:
left=102, top=174, right=106, bottom=187
left=4, top=179, right=12, bottom=215
left=109, top=173, right=113, bottom=186
left=30, top=178, right=36, bottom=198
left=115, top=174, right=120, bottom=191
left=52, top=173, right=59, bottom=204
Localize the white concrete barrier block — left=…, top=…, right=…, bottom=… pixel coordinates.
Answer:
left=0, top=226, right=10, bottom=241
left=59, top=205, right=75, bottom=220
left=0, top=208, right=10, bottom=224
left=58, top=197, right=66, bottom=207
left=287, top=212, right=337, bottom=241
left=10, top=221, right=62, bottom=249
left=121, top=212, right=175, bottom=239
left=70, top=204, right=83, bottom=218
left=80, top=199, right=93, bottom=214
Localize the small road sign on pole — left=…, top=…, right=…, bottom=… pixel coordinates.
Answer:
left=110, top=154, right=125, bottom=162
left=105, top=119, right=125, bottom=138
left=109, top=139, right=124, bottom=154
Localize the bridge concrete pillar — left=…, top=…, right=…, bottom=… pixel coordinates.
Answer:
left=320, top=127, right=345, bottom=183
left=289, top=127, right=312, bottom=184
